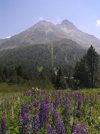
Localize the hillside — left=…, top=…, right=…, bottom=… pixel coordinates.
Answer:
left=0, top=38, right=86, bottom=74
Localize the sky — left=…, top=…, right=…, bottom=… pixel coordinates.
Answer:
left=0, top=0, right=100, bottom=39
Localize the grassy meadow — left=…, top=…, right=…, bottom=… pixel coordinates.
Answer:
left=0, top=83, right=100, bottom=133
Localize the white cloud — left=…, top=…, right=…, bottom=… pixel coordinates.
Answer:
left=55, top=16, right=61, bottom=22
left=4, top=36, right=11, bottom=39
left=96, top=20, right=100, bottom=27
left=39, top=16, right=44, bottom=21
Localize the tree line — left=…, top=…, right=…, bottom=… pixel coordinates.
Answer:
left=0, top=45, right=99, bottom=89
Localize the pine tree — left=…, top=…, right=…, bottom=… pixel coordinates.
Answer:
left=55, top=68, right=67, bottom=89
left=74, top=45, right=100, bottom=88
left=86, top=45, right=100, bottom=87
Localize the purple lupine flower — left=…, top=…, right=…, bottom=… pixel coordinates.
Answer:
left=78, top=96, right=82, bottom=105
left=73, top=124, right=80, bottom=134
left=47, top=125, right=52, bottom=134
left=53, top=108, right=59, bottom=125
left=37, top=90, right=41, bottom=95
left=47, top=125, right=57, bottom=134
left=30, top=102, right=33, bottom=113
left=52, top=130, right=57, bottom=134
left=50, top=103, right=54, bottom=114
left=1, top=116, right=7, bottom=134
left=81, top=123, right=89, bottom=134
left=19, top=110, right=31, bottom=134
left=21, top=102, right=29, bottom=114
left=34, top=99, right=38, bottom=107
left=60, top=97, right=63, bottom=103
left=39, top=101, right=50, bottom=127
left=55, top=117, right=65, bottom=134
left=64, top=104, right=70, bottom=120
left=64, top=97, right=71, bottom=108
left=44, top=96, right=50, bottom=104
left=23, top=113, right=31, bottom=134
left=32, top=114, right=40, bottom=133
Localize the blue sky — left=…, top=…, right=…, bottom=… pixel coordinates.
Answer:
left=0, top=0, right=100, bottom=39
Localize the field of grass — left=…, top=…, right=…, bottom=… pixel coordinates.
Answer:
left=0, top=83, right=100, bottom=133
left=0, top=83, right=32, bottom=102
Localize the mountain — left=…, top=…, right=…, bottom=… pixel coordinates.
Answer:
left=0, top=19, right=100, bottom=53
left=57, top=19, right=100, bottom=52
left=0, top=21, right=67, bottom=50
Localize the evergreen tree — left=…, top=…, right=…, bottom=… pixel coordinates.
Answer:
left=86, top=45, right=100, bottom=87
left=55, top=68, right=67, bottom=89
left=74, top=57, right=89, bottom=88
left=74, top=45, right=100, bottom=88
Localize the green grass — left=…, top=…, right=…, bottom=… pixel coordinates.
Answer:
left=0, top=83, right=32, bottom=102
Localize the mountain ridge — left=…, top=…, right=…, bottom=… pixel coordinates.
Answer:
left=0, top=19, right=100, bottom=53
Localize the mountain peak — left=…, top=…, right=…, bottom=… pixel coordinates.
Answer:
left=61, top=19, right=77, bottom=30
left=37, top=20, right=54, bottom=26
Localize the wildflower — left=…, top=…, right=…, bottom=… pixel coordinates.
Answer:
left=32, top=114, right=40, bottom=133
left=47, top=125, right=57, bottom=134
left=1, top=116, right=7, bottom=134
left=73, top=124, right=80, bottom=134
left=81, top=123, right=89, bottom=134
left=53, top=108, right=59, bottom=125
left=23, top=113, right=31, bottom=134
left=56, top=117, right=65, bottom=134
left=39, top=101, right=50, bottom=127
left=21, top=102, right=29, bottom=114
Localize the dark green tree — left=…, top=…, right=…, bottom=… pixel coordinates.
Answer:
left=86, top=45, right=100, bottom=87
left=74, top=57, right=89, bottom=88
left=74, top=45, right=100, bottom=88
left=55, top=68, right=67, bottom=89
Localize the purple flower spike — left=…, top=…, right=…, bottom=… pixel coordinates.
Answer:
left=39, top=101, right=50, bottom=127
left=56, top=117, right=65, bottom=134
left=32, top=114, right=40, bottom=133
left=53, top=108, right=59, bottom=125
left=1, top=116, right=7, bottom=134
left=47, top=125, right=57, bottom=134
left=47, top=125, right=52, bottom=134
left=73, top=124, right=80, bottom=134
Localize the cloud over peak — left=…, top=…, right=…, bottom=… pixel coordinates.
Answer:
left=96, top=20, right=100, bottom=27
left=39, top=16, right=44, bottom=21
